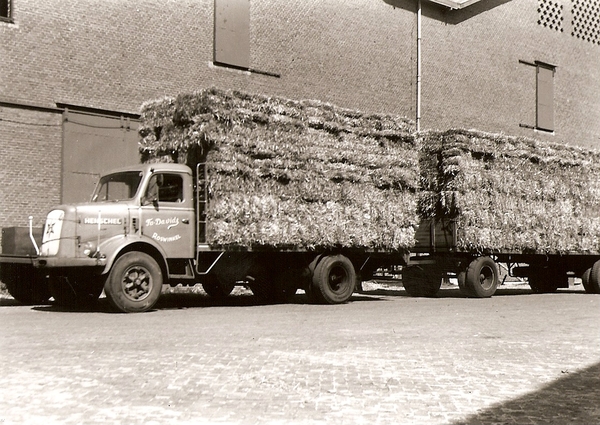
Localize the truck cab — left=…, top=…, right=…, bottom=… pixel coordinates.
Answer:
left=0, top=163, right=197, bottom=312
left=37, top=163, right=195, bottom=270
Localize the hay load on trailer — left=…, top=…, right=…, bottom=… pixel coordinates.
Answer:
left=419, top=129, right=600, bottom=254
left=138, top=87, right=420, bottom=252
left=411, top=128, right=600, bottom=297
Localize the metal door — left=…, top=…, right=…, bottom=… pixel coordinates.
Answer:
left=138, top=172, right=195, bottom=259
left=62, top=110, right=140, bottom=203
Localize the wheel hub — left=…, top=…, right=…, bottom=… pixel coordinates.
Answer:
left=479, top=267, right=494, bottom=290
left=122, top=267, right=152, bottom=301
left=328, top=266, right=347, bottom=293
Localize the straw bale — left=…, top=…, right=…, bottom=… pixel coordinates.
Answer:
left=419, top=129, right=600, bottom=254
left=139, top=87, right=418, bottom=251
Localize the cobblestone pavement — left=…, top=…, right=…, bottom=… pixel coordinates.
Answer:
left=0, top=282, right=599, bottom=425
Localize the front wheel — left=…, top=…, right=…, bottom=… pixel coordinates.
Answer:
left=104, top=252, right=163, bottom=313
left=310, top=254, right=356, bottom=304
left=459, top=256, right=498, bottom=298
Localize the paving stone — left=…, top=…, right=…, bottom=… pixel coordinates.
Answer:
left=0, top=285, right=598, bottom=424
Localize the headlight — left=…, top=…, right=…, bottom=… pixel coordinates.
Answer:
left=82, top=241, right=97, bottom=257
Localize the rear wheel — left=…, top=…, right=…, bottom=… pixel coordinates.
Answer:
left=459, top=257, right=498, bottom=298
left=104, top=252, right=163, bottom=313
left=582, top=268, right=592, bottom=293
left=0, top=264, right=50, bottom=305
left=310, top=254, right=356, bottom=304
left=586, top=261, right=600, bottom=294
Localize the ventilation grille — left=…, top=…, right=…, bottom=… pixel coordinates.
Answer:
left=572, top=0, right=600, bottom=45
left=538, top=0, right=564, bottom=32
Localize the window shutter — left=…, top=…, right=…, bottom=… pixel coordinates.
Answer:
left=536, top=65, right=555, bottom=132
left=214, top=0, right=250, bottom=69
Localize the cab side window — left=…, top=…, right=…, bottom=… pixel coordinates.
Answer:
left=147, top=173, right=183, bottom=203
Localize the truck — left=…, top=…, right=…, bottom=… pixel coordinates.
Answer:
left=1, top=88, right=425, bottom=312
left=3, top=90, right=599, bottom=311
left=0, top=161, right=414, bottom=312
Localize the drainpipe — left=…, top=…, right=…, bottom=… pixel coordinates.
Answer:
left=416, top=0, right=422, bottom=133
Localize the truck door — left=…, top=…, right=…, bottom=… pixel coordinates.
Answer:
left=139, top=172, right=195, bottom=259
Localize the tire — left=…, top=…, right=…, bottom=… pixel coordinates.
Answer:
left=0, top=264, right=51, bottom=305
left=461, top=257, right=498, bottom=298
left=310, top=254, right=356, bottom=304
left=202, top=276, right=235, bottom=298
left=587, top=261, right=600, bottom=294
left=581, top=268, right=593, bottom=293
left=48, top=274, right=104, bottom=307
left=104, top=252, right=163, bottom=313
left=402, top=266, right=442, bottom=297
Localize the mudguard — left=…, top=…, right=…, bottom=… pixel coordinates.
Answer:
left=98, top=234, right=169, bottom=275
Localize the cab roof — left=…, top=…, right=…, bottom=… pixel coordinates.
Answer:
left=102, top=162, right=192, bottom=176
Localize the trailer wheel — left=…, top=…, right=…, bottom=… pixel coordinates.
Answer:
left=460, top=256, right=498, bottom=298
left=402, top=266, right=442, bottom=297
left=587, top=261, right=600, bottom=294
left=0, top=264, right=50, bottom=305
left=581, top=268, right=593, bottom=293
left=310, top=254, right=356, bottom=304
left=202, top=276, right=235, bottom=298
left=104, top=252, right=163, bottom=313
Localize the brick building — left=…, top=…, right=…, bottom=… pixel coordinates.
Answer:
left=1, top=0, right=599, bottom=238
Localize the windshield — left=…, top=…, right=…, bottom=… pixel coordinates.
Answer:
left=91, top=171, right=143, bottom=202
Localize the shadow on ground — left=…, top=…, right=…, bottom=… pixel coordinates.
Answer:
left=358, top=283, right=588, bottom=299
left=1, top=282, right=590, bottom=312
left=452, top=362, right=600, bottom=424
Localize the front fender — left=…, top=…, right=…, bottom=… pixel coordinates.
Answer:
left=99, top=235, right=169, bottom=275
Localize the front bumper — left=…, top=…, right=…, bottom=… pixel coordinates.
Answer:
left=33, top=256, right=107, bottom=269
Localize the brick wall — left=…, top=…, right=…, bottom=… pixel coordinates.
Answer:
left=0, top=0, right=416, bottom=116
left=0, top=107, right=62, bottom=235
left=1, top=0, right=599, bottom=243
left=421, top=0, right=600, bottom=148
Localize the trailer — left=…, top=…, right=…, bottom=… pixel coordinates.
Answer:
left=392, top=127, right=600, bottom=298
left=401, top=219, right=600, bottom=298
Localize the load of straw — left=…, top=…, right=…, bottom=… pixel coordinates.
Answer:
left=419, top=129, right=600, bottom=254
left=139, top=88, right=419, bottom=251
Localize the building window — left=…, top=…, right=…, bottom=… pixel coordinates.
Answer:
left=536, top=62, right=555, bottom=132
left=519, top=60, right=556, bottom=133
left=214, top=0, right=250, bottom=70
left=0, top=0, right=12, bottom=22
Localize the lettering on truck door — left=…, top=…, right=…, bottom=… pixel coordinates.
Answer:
left=139, top=172, right=195, bottom=258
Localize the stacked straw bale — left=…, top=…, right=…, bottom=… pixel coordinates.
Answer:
left=139, top=88, right=418, bottom=251
left=419, top=129, right=600, bottom=254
